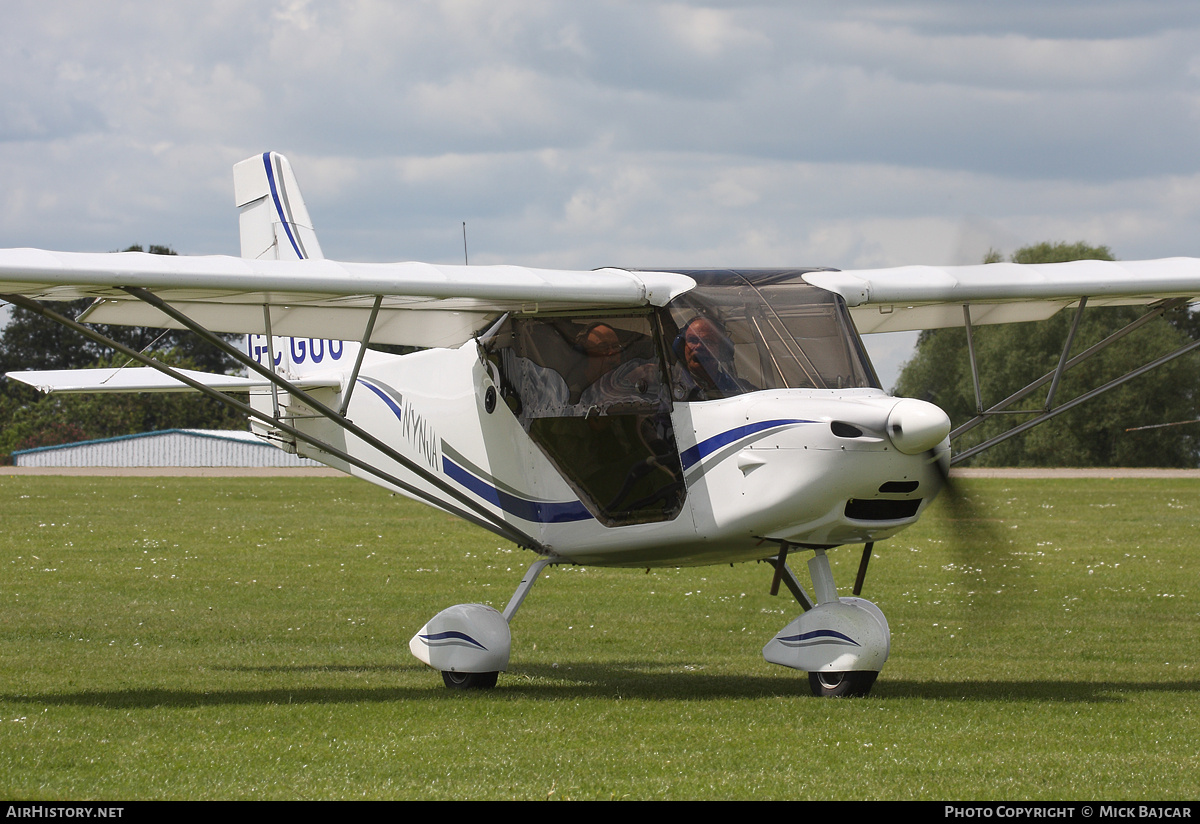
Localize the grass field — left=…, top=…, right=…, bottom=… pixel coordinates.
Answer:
left=0, top=474, right=1196, bottom=800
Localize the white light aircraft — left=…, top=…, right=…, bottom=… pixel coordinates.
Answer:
left=4, top=153, right=1199, bottom=696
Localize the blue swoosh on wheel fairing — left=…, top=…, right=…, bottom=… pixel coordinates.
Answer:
left=774, top=629, right=860, bottom=648
left=419, top=630, right=487, bottom=650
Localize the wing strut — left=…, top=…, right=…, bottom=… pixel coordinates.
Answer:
left=1043, top=297, right=1087, bottom=410
left=339, top=294, right=382, bottom=417
left=948, top=297, right=1196, bottom=465
left=262, top=305, right=281, bottom=418
left=1, top=291, right=544, bottom=552
left=963, top=305, right=983, bottom=415
left=118, top=286, right=544, bottom=549
left=951, top=302, right=1200, bottom=465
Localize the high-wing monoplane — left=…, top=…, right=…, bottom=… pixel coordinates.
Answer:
left=4, top=153, right=1198, bottom=696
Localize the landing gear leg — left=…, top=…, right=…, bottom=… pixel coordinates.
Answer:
left=502, top=556, right=553, bottom=622
left=410, top=556, right=555, bottom=690
left=765, top=543, right=815, bottom=610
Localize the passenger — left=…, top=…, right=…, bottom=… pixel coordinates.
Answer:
left=578, top=323, right=665, bottom=413
left=579, top=323, right=623, bottom=390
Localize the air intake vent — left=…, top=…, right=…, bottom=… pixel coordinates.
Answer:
left=879, top=480, right=919, bottom=493
left=845, top=498, right=922, bottom=521
left=830, top=421, right=863, bottom=438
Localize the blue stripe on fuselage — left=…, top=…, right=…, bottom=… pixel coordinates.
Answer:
left=357, top=378, right=593, bottom=524
left=679, top=419, right=814, bottom=471
left=442, top=457, right=593, bottom=524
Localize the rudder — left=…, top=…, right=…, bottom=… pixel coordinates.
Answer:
left=233, top=152, right=324, bottom=261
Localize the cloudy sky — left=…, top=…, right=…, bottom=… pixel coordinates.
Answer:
left=3, top=1, right=1200, bottom=385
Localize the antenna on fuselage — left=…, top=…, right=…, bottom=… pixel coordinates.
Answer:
left=463, top=221, right=469, bottom=265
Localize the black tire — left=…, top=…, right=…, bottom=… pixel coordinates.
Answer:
left=808, top=670, right=878, bottom=698
left=441, top=670, right=499, bottom=690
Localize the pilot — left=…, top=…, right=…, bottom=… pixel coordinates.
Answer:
left=672, top=316, right=748, bottom=401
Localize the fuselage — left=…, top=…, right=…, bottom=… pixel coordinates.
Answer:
left=252, top=270, right=951, bottom=569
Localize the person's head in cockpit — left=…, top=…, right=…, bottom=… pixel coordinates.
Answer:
left=580, top=323, right=622, bottom=386
left=678, top=316, right=735, bottom=392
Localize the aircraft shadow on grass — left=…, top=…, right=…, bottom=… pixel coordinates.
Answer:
left=5, top=666, right=1198, bottom=708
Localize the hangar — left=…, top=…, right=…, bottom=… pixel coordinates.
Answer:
left=10, top=429, right=321, bottom=469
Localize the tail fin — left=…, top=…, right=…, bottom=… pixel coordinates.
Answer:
left=233, top=152, right=324, bottom=261
left=233, top=153, right=359, bottom=391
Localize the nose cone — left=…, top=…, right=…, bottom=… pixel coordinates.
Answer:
left=887, top=399, right=951, bottom=455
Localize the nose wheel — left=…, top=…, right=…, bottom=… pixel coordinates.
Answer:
left=763, top=548, right=891, bottom=697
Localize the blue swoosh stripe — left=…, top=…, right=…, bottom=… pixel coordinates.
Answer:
left=419, top=630, right=487, bottom=650
left=443, top=457, right=593, bottom=524
left=680, top=419, right=814, bottom=470
left=262, top=152, right=305, bottom=259
left=359, top=377, right=402, bottom=416
left=357, top=378, right=592, bottom=524
left=776, top=629, right=860, bottom=647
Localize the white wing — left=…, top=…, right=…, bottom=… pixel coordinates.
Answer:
left=5, top=247, right=1200, bottom=344
left=0, top=249, right=696, bottom=348
left=803, top=258, right=1200, bottom=334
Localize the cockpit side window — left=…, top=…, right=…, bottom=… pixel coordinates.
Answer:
left=482, top=313, right=685, bottom=527
left=488, top=313, right=669, bottom=424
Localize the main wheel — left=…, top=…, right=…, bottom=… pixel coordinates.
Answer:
left=441, top=670, right=499, bottom=690
left=808, top=670, right=878, bottom=698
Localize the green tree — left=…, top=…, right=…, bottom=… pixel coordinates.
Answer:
left=895, top=242, right=1200, bottom=467
left=0, top=245, right=247, bottom=460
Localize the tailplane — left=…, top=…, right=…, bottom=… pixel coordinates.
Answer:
left=233, top=152, right=324, bottom=261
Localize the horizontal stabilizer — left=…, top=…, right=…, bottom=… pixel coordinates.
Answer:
left=6, top=367, right=340, bottom=394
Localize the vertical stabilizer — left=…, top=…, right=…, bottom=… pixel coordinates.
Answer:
left=234, top=153, right=357, bottom=453
left=233, top=152, right=324, bottom=261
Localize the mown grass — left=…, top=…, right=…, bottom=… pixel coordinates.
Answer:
left=0, top=474, right=1196, bottom=799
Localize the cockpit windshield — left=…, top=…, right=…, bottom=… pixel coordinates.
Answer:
left=657, top=269, right=880, bottom=400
